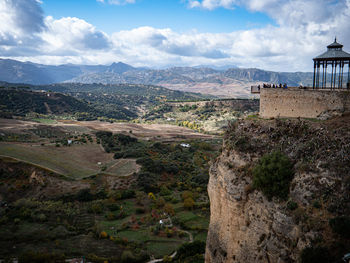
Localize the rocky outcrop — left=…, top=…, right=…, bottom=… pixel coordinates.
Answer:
left=206, top=117, right=350, bottom=262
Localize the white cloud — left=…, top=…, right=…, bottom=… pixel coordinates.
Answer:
left=0, top=0, right=45, bottom=34
left=0, top=0, right=45, bottom=56
left=182, top=0, right=350, bottom=71
left=244, top=0, right=348, bottom=29
left=187, top=0, right=237, bottom=10
left=42, top=16, right=110, bottom=53
left=188, top=0, right=349, bottom=29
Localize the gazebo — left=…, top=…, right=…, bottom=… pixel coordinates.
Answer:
left=313, top=38, right=350, bottom=89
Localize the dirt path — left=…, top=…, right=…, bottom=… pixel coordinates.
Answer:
left=44, top=102, right=52, bottom=114
left=108, top=159, right=124, bottom=170
left=182, top=230, right=193, bottom=242
left=148, top=251, right=177, bottom=263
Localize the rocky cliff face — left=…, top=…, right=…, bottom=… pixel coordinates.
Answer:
left=206, top=116, right=350, bottom=263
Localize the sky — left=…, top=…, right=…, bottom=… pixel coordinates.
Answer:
left=0, top=0, right=349, bottom=72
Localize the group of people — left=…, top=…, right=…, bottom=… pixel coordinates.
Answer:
left=252, top=83, right=289, bottom=93
left=260, top=83, right=288, bottom=89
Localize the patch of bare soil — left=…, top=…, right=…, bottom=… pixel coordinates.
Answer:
left=0, top=118, right=39, bottom=133
left=0, top=118, right=215, bottom=141
left=322, top=112, right=350, bottom=130
left=59, top=120, right=215, bottom=141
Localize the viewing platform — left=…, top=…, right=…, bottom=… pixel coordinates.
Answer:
left=256, top=39, right=350, bottom=119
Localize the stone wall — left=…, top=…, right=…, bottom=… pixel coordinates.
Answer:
left=260, top=88, right=350, bottom=118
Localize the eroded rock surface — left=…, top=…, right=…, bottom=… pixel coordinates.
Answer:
left=206, top=116, right=350, bottom=263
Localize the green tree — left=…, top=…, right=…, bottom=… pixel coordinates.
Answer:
left=182, top=191, right=193, bottom=200
left=164, top=203, right=175, bottom=216
left=252, top=151, right=294, bottom=200
left=183, top=197, right=195, bottom=210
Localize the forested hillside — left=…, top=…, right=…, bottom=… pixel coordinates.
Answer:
left=0, top=88, right=137, bottom=120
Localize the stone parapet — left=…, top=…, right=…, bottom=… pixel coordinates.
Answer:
left=260, top=88, right=350, bottom=118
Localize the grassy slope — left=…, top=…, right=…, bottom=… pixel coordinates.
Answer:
left=0, top=143, right=138, bottom=179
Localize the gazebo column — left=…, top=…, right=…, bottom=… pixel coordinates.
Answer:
left=316, top=62, right=318, bottom=88
left=321, top=62, right=325, bottom=88
left=331, top=62, right=334, bottom=89
left=348, top=61, right=350, bottom=89
left=340, top=62, right=344, bottom=88
left=317, top=62, right=321, bottom=88
left=338, top=61, right=341, bottom=89
left=312, top=60, right=316, bottom=89
left=324, top=63, right=327, bottom=89
left=333, top=61, right=337, bottom=89
left=338, top=61, right=340, bottom=88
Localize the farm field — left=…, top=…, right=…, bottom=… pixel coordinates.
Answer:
left=58, top=120, right=215, bottom=141
left=0, top=118, right=215, bottom=141
left=0, top=143, right=138, bottom=179
left=105, top=158, right=140, bottom=176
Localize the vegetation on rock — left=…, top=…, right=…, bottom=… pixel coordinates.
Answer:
left=252, top=151, right=294, bottom=200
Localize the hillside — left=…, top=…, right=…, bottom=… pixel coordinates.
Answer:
left=140, top=99, right=259, bottom=134
left=0, top=59, right=135, bottom=85
left=0, top=59, right=314, bottom=97
left=206, top=117, right=350, bottom=263
left=0, top=82, right=215, bottom=122
left=0, top=88, right=137, bottom=120
left=0, top=88, right=90, bottom=116
left=36, top=83, right=209, bottom=100
left=65, top=67, right=313, bottom=98
left=70, top=67, right=313, bottom=87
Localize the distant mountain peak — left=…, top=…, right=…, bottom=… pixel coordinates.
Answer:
left=107, top=62, right=135, bottom=74
left=111, top=61, right=127, bottom=66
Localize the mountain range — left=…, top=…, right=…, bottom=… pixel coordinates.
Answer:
left=0, top=59, right=314, bottom=97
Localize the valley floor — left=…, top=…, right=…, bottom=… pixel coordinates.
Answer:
left=0, top=117, right=219, bottom=262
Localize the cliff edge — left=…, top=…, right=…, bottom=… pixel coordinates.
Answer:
left=206, top=115, right=350, bottom=262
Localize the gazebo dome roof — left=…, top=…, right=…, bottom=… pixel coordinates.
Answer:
left=327, top=38, right=343, bottom=49
left=314, top=38, right=350, bottom=61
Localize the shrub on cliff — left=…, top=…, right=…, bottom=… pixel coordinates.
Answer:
left=252, top=151, right=294, bottom=200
